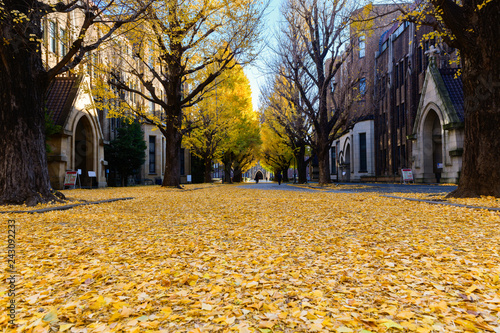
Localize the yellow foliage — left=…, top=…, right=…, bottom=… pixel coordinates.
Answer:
left=2, top=186, right=499, bottom=332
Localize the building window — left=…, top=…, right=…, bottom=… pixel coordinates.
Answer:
left=401, top=103, right=405, bottom=126
left=400, top=61, right=404, bottom=87
left=417, top=46, right=423, bottom=72
left=395, top=64, right=399, bottom=87
left=49, top=21, right=57, bottom=54
left=331, top=146, right=336, bottom=175
left=401, top=144, right=406, bottom=168
left=395, top=105, right=400, bottom=127
left=149, top=136, right=156, bottom=174
left=59, top=28, right=66, bottom=56
left=359, top=133, right=367, bottom=172
left=359, top=77, right=366, bottom=96
left=359, top=35, right=365, bottom=58
left=180, top=148, right=185, bottom=175
left=149, top=96, right=155, bottom=115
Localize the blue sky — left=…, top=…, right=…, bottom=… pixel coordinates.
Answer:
left=244, top=0, right=282, bottom=112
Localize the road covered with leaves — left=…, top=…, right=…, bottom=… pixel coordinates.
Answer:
left=1, top=186, right=499, bottom=332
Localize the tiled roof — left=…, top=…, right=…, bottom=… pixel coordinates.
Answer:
left=45, top=76, right=80, bottom=126
left=439, top=68, right=464, bottom=121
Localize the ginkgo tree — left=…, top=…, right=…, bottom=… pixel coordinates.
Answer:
left=270, top=0, right=354, bottom=185
left=260, top=116, right=295, bottom=182
left=261, top=74, right=312, bottom=183
left=0, top=0, right=152, bottom=205
left=96, top=0, right=266, bottom=187
left=220, top=102, right=261, bottom=183
left=183, top=63, right=255, bottom=183
left=399, top=0, right=500, bottom=198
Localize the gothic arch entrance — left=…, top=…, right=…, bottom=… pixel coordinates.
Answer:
left=255, top=170, right=264, bottom=180
left=74, top=116, right=95, bottom=187
left=422, top=110, right=442, bottom=182
left=343, top=143, right=351, bottom=182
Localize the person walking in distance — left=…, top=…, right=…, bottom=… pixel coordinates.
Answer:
left=277, top=172, right=283, bottom=185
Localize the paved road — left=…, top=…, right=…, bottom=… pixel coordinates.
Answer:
left=238, top=182, right=457, bottom=194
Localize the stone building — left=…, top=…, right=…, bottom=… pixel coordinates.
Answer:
left=41, top=9, right=108, bottom=189
left=43, top=9, right=190, bottom=189
left=410, top=61, right=464, bottom=183
left=329, top=4, right=399, bottom=181
left=328, top=3, right=463, bottom=183
left=373, top=20, right=460, bottom=182
left=46, top=75, right=107, bottom=189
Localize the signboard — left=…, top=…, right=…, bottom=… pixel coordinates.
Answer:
left=187, top=175, right=192, bottom=183
left=77, top=169, right=82, bottom=175
left=88, top=171, right=96, bottom=177
left=401, top=169, right=414, bottom=183
left=64, top=171, right=78, bottom=186
left=437, top=163, right=443, bottom=169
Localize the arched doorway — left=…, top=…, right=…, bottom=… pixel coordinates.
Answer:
left=255, top=170, right=264, bottom=181
left=74, top=116, right=95, bottom=187
left=343, top=143, right=351, bottom=182
left=422, top=110, right=442, bottom=182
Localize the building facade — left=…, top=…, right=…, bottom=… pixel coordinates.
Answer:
left=42, top=8, right=191, bottom=189
left=373, top=20, right=460, bottom=182
left=329, top=5, right=463, bottom=183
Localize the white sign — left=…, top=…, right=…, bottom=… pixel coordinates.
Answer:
left=401, top=169, right=413, bottom=183
left=88, top=171, right=96, bottom=177
left=187, top=175, right=192, bottom=182
left=437, top=163, right=443, bottom=169
left=77, top=169, right=82, bottom=175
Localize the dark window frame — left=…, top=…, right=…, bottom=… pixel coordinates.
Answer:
left=149, top=136, right=156, bottom=174
left=359, top=133, right=367, bottom=172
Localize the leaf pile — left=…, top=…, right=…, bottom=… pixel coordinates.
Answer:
left=1, top=186, right=499, bottom=332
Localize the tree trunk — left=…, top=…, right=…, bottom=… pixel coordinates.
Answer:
left=317, top=138, right=331, bottom=185
left=0, top=41, right=56, bottom=206
left=294, top=146, right=308, bottom=183
left=447, top=55, right=500, bottom=197
left=282, top=169, right=289, bottom=182
left=162, top=123, right=182, bottom=187
left=223, top=163, right=232, bottom=183
left=203, top=156, right=212, bottom=183
left=233, top=167, right=243, bottom=182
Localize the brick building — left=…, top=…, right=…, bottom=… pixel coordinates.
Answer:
left=329, top=4, right=399, bottom=181
left=373, top=20, right=461, bottom=181
left=329, top=4, right=463, bottom=183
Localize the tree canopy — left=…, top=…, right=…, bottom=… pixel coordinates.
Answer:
left=183, top=63, right=257, bottom=182
left=93, top=0, right=266, bottom=187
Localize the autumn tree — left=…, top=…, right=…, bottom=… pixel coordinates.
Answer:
left=260, top=117, right=294, bottom=182
left=220, top=105, right=261, bottom=183
left=267, top=0, right=353, bottom=185
left=0, top=0, right=152, bottom=205
left=399, top=0, right=500, bottom=197
left=261, top=74, right=312, bottom=183
left=183, top=64, right=254, bottom=183
left=99, top=0, right=266, bottom=187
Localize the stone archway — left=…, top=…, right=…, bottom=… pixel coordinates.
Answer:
left=343, top=142, right=351, bottom=182
left=422, top=109, right=442, bottom=182
left=255, top=170, right=264, bottom=180
left=74, top=116, right=95, bottom=187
